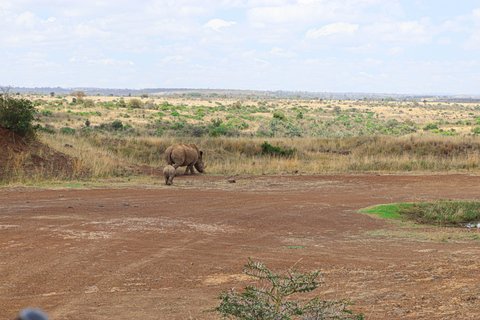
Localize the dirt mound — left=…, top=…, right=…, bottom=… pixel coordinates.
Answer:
left=0, top=126, right=79, bottom=181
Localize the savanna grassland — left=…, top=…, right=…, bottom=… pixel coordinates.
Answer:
left=7, top=91, right=480, bottom=183
left=5, top=93, right=480, bottom=320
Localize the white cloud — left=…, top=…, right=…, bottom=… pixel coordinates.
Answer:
left=436, top=37, right=451, bottom=45
left=70, top=56, right=134, bottom=66
left=15, top=11, right=38, bottom=27
left=463, top=33, right=480, bottom=50
left=161, top=55, right=190, bottom=64
left=358, top=71, right=374, bottom=78
left=363, top=20, right=433, bottom=46
left=74, top=23, right=110, bottom=39
left=386, top=46, right=405, bottom=56
left=364, top=58, right=382, bottom=66
left=306, top=22, right=359, bottom=39
left=346, top=43, right=378, bottom=54
left=203, top=18, right=237, bottom=31
left=269, top=47, right=295, bottom=58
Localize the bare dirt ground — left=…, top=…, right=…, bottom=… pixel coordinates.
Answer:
left=2, top=173, right=480, bottom=319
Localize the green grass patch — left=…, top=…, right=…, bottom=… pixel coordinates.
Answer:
left=362, top=201, right=480, bottom=227
left=361, top=203, right=413, bottom=220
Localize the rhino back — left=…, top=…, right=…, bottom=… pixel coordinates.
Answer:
left=169, top=144, right=198, bottom=166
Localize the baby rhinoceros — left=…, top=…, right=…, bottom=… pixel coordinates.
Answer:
left=163, top=165, right=176, bottom=185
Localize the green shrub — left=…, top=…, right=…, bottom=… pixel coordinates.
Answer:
left=261, top=141, right=296, bottom=157
left=423, top=122, right=438, bottom=131
left=127, top=98, right=143, bottom=109
left=104, top=101, right=115, bottom=108
left=36, top=124, right=56, bottom=134
left=273, top=111, right=288, bottom=121
left=208, top=258, right=362, bottom=320
left=0, top=94, right=38, bottom=137
left=41, top=109, right=53, bottom=116
left=111, top=120, right=124, bottom=131
left=60, top=127, right=76, bottom=135
left=170, top=121, right=184, bottom=130
left=116, top=99, right=127, bottom=108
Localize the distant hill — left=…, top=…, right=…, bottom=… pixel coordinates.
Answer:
left=3, top=86, right=480, bottom=102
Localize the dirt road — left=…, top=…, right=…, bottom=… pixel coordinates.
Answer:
left=1, top=174, right=480, bottom=319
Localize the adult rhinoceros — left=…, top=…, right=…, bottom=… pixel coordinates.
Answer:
left=165, top=143, right=206, bottom=174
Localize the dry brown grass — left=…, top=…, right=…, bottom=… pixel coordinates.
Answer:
left=14, top=94, right=480, bottom=181
left=36, top=132, right=480, bottom=178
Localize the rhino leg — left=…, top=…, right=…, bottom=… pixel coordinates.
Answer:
left=185, top=164, right=195, bottom=175
left=172, top=163, right=181, bottom=176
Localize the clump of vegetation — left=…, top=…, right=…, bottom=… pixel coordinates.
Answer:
left=261, top=141, right=297, bottom=157
left=423, top=122, right=438, bottom=131
left=60, top=127, right=76, bottom=135
left=127, top=99, right=143, bottom=109
left=208, top=258, right=363, bottom=320
left=401, top=201, right=480, bottom=227
left=0, top=89, right=38, bottom=138
left=363, top=201, right=480, bottom=227
left=273, top=111, right=288, bottom=121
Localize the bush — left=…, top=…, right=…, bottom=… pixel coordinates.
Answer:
left=273, top=111, right=288, bottom=121
left=36, top=124, right=56, bottom=134
left=127, top=98, right=143, bottom=109
left=83, top=99, right=95, bottom=108
left=423, top=122, right=438, bottom=131
left=60, top=127, right=76, bottom=135
left=0, top=93, right=37, bottom=137
left=41, top=109, right=53, bottom=116
left=111, top=120, right=124, bottom=131
left=261, top=141, right=296, bottom=157
left=208, top=259, right=363, bottom=320
left=116, top=99, right=127, bottom=108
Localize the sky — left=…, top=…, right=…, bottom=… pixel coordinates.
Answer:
left=1, top=0, right=480, bottom=94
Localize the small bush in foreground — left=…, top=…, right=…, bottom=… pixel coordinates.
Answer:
left=208, top=258, right=362, bottom=320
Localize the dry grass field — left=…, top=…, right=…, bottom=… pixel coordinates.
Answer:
left=2, top=92, right=478, bottom=184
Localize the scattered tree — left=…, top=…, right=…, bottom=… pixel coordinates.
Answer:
left=69, top=91, right=86, bottom=98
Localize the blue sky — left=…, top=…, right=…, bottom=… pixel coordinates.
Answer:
left=1, top=0, right=480, bottom=94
